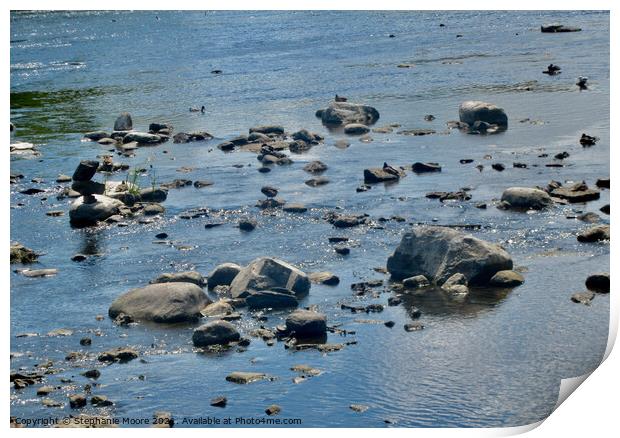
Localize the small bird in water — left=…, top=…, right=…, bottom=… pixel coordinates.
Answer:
left=335, top=94, right=347, bottom=102
left=189, top=105, right=205, bottom=113
left=576, top=76, right=588, bottom=90
left=383, top=162, right=400, bottom=176
left=543, top=63, right=561, bottom=75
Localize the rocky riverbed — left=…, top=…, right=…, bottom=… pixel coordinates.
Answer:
left=10, top=10, right=609, bottom=428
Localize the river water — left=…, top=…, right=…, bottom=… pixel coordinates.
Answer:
left=10, top=10, right=610, bottom=427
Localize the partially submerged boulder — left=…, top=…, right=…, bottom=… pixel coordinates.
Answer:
left=207, top=263, right=242, bottom=289
left=500, top=187, right=552, bottom=210
left=192, top=320, right=240, bottom=347
left=541, top=24, right=582, bottom=33
left=489, top=270, right=525, bottom=287
left=113, top=112, right=133, bottom=131
left=387, top=226, right=513, bottom=285
left=285, top=310, right=327, bottom=338
left=69, top=195, right=124, bottom=226
left=229, top=257, right=310, bottom=299
left=585, top=273, right=610, bottom=293
left=459, top=101, right=508, bottom=129
left=246, top=290, right=299, bottom=309
left=316, top=102, right=380, bottom=126
left=10, top=243, right=39, bottom=264
left=577, top=225, right=610, bottom=243
left=364, top=168, right=401, bottom=184
left=109, top=282, right=210, bottom=323
left=550, top=182, right=600, bottom=203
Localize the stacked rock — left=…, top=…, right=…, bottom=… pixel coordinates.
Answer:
left=71, top=160, right=103, bottom=204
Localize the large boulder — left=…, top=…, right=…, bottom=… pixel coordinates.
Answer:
left=285, top=310, right=327, bottom=338
left=317, top=102, right=380, bottom=126
left=246, top=290, right=299, bottom=309
left=113, top=112, right=133, bottom=131
left=109, top=282, right=210, bottom=323
left=192, top=320, right=240, bottom=346
left=69, top=195, right=124, bottom=226
left=229, top=257, right=310, bottom=298
left=364, top=168, right=400, bottom=183
left=386, top=226, right=513, bottom=285
left=459, top=101, right=508, bottom=128
left=207, top=263, right=243, bottom=289
left=500, top=187, right=553, bottom=210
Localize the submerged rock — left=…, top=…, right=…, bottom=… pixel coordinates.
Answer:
left=229, top=257, right=310, bottom=298
left=192, top=320, right=240, bottom=346
left=403, top=275, right=430, bottom=289
left=225, top=372, right=269, bottom=384
left=150, top=271, right=206, bottom=287
left=109, top=282, right=210, bottom=323
left=500, top=187, right=552, bottom=210
left=387, top=226, right=513, bottom=285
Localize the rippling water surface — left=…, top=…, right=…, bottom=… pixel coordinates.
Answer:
left=10, top=10, right=609, bottom=427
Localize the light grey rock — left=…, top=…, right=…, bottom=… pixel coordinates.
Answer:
left=500, top=187, right=553, bottom=210
left=318, top=102, right=380, bottom=126
left=108, top=282, right=210, bottom=323
left=387, top=226, right=513, bottom=285
left=69, top=195, right=123, bottom=226
left=229, top=257, right=310, bottom=298
left=459, top=101, right=508, bottom=128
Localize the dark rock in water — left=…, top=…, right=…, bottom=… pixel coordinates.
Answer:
left=303, top=161, right=328, bottom=174
left=459, top=101, right=508, bottom=129
left=292, top=129, right=323, bottom=144
left=441, top=273, right=469, bottom=295
left=500, top=187, right=552, bottom=210
left=403, top=275, right=430, bottom=289
left=83, top=131, right=110, bottom=141
left=265, top=405, right=281, bottom=416
left=387, top=296, right=402, bottom=306
left=91, top=395, right=113, bottom=407
left=72, top=160, right=99, bottom=182
left=357, top=184, right=371, bottom=192
left=71, top=254, right=87, bottom=262
left=596, top=178, right=610, bottom=189
left=283, top=203, right=308, bottom=213
left=289, top=140, right=313, bottom=153
left=577, top=225, right=610, bottom=243
left=387, top=226, right=513, bottom=285
left=513, top=162, right=528, bottom=169
left=210, top=396, right=227, bottom=407
left=577, top=212, right=600, bottom=223
left=551, top=182, right=600, bottom=203
left=334, top=245, right=350, bottom=255
left=249, top=125, right=285, bottom=135
left=150, top=271, right=206, bottom=287
left=554, top=151, right=570, bottom=160
left=285, top=310, right=327, bottom=337
left=143, top=203, right=165, bottom=216
left=424, top=114, right=436, bottom=121
left=600, top=204, right=610, bottom=215
left=385, top=320, right=396, bottom=328
left=585, top=273, right=610, bottom=293
left=475, top=202, right=487, bottom=209
left=218, top=141, right=236, bottom=151
left=149, top=122, right=172, bottom=133
left=108, top=282, right=210, bottom=323
left=397, top=128, right=436, bottom=136
left=123, top=131, right=163, bottom=145
left=193, top=180, right=214, bottom=188
left=161, top=179, right=192, bottom=189
left=308, top=271, right=340, bottom=285
left=256, top=198, right=285, bottom=209
left=173, top=131, right=213, bottom=143
left=261, top=185, right=279, bottom=198
left=113, top=112, right=133, bottom=131
left=541, top=24, right=582, bottom=33
left=20, top=187, right=46, bottom=195
left=81, top=369, right=100, bottom=379
left=207, top=263, right=242, bottom=289
left=71, top=180, right=106, bottom=196
left=489, top=270, right=524, bottom=287
left=328, top=213, right=366, bottom=228
left=80, top=337, right=92, bottom=346
left=225, top=372, right=269, bottom=384
left=317, top=102, right=380, bottom=126
left=580, top=133, right=598, bottom=146
left=426, top=191, right=471, bottom=202
left=114, top=313, right=134, bottom=326
left=305, top=177, right=330, bottom=187
left=491, top=163, right=505, bottom=172
left=460, top=159, right=474, bottom=164
left=571, top=291, right=595, bottom=305
left=10, top=243, right=38, bottom=264
left=192, top=320, right=240, bottom=347
left=69, top=394, right=87, bottom=409
left=344, top=123, right=370, bottom=135
left=97, top=347, right=138, bottom=363
left=404, top=323, right=424, bottom=332
left=412, top=162, right=441, bottom=173
left=238, top=217, right=257, bottom=231
left=229, top=257, right=310, bottom=299
left=246, top=290, right=299, bottom=309
left=139, top=188, right=168, bottom=203
left=364, top=168, right=400, bottom=183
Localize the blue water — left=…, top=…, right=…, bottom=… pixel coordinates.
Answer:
left=10, top=10, right=609, bottom=427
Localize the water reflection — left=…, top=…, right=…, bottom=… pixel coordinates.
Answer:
left=397, top=286, right=511, bottom=318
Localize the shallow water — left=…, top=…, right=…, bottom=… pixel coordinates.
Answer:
left=10, top=10, right=610, bottom=427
